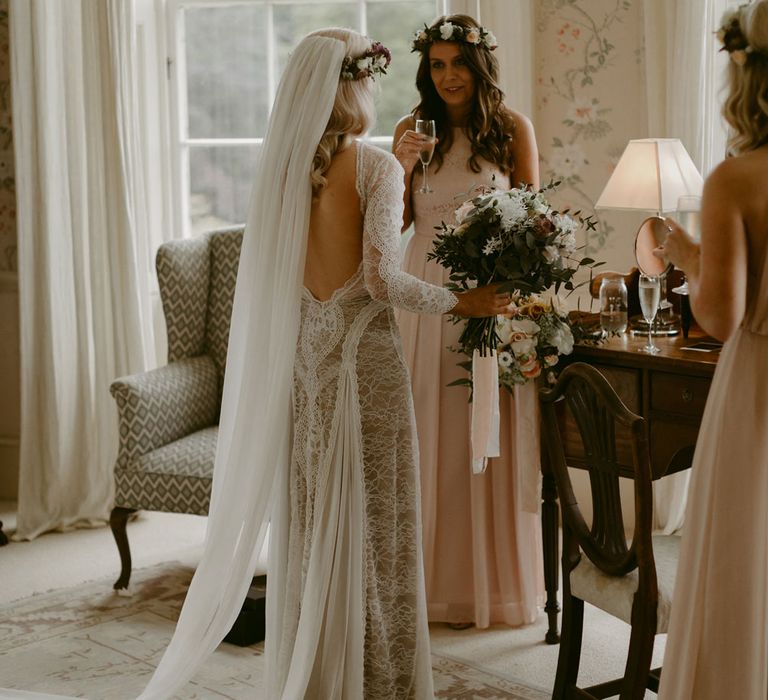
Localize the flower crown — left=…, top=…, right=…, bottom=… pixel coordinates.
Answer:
left=717, top=4, right=757, bottom=66
left=411, top=21, right=498, bottom=53
left=340, top=41, right=392, bottom=81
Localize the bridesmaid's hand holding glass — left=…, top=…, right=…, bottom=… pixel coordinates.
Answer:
left=393, top=128, right=438, bottom=177
left=653, top=217, right=700, bottom=274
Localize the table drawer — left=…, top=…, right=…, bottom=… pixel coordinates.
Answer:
left=591, top=364, right=641, bottom=413
left=650, top=372, right=711, bottom=416
left=650, top=420, right=700, bottom=477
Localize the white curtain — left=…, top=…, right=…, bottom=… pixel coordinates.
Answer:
left=644, top=0, right=731, bottom=174
left=11, top=0, right=154, bottom=540
left=643, top=0, right=730, bottom=533
left=478, top=0, right=534, bottom=118
left=443, top=0, right=479, bottom=17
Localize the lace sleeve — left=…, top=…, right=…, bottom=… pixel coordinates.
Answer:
left=359, top=145, right=458, bottom=314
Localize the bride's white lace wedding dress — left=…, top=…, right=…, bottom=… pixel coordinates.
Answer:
left=266, top=141, right=457, bottom=699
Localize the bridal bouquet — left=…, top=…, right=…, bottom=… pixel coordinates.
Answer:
left=428, top=182, right=597, bottom=356
left=496, top=293, right=574, bottom=389
left=450, top=293, right=576, bottom=392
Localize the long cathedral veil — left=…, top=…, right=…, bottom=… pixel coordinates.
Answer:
left=136, top=34, right=346, bottom=700
left=0, top=34, right=346, bottom=700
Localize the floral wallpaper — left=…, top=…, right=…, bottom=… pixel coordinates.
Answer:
left=0, top=0, right=15, bottom=274
left=534, top=0, right=648, bottom=280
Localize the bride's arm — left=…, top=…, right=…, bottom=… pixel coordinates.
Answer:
left=361, top=150, right=510, bottom=318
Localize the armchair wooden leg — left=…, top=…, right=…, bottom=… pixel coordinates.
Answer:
left=110, top=506, right=137, bottom=590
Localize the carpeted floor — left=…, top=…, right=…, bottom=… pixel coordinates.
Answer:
left=0, top=506, right=666, bottom=698
left=0, top=563, right=548, bottom=700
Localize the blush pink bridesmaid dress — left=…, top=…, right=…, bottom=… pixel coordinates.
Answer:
left=658, top=221, right=768, bottom=698
left=397, top=128, right=544, bottom=628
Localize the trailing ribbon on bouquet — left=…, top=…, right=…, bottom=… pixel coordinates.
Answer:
left=470, top=350, right=500, bottom=474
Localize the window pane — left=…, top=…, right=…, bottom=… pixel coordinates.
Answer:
left=367, top=1, right=437, bottom=138
left=184, top=6, right=269, bottom=139
left=274, top=4, right=358, bottom=77
left=189, top=145, right=260, bottom=234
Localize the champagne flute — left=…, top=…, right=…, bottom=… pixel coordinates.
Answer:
left=677, top=194, right=702, bottom=242
left=638, top=273, right=661, bottom=355
left=415, top=119, right=436, bottom=194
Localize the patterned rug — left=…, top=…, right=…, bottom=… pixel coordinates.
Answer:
left=0, top=564, right=548, bottom=699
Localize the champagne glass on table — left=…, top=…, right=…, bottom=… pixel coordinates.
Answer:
left=415, top=119, right=436, bottom=194
left=638, top=273, right=661, bottom=355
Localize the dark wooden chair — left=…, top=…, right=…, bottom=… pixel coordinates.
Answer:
left=539, top=362, right=679, bottom=700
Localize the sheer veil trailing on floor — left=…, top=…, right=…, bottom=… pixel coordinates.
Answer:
left=0, top=35, right=346, bottom=700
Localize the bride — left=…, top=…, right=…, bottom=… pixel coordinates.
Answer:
left=1, top=28, right=511, bottom=700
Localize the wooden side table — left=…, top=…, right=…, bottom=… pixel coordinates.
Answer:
left=541, top=331, right=719, bottom=643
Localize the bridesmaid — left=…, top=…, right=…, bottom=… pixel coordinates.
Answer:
left=655, top=2, right=768, bottom=697
left=393, top=14, right=543, bottom=629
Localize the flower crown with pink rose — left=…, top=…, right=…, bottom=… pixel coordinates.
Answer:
left=340, top=41, right=392, bottom=81
left=411, top=21, right=498, bottom=53
left=717, top=4, right=763, bottom=66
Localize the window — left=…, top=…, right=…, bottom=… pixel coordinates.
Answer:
left=167, top=0, right=439, bottom=236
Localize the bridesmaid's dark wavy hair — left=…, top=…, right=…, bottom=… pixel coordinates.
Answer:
left=412, top=14, right=515, bottom=175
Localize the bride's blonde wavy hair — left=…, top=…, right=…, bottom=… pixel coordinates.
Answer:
left=308, top=28, right=376, bottom=196
left=723, top=0, right=768, bottom=154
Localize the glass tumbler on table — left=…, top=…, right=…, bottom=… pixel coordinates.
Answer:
left=415, top=119, right=436, bottom=194
left=638, top=273, right=661, bottom=354
left=599, top=275, right=628, bottom=335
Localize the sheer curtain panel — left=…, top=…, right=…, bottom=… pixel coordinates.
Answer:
left=10, top=0, right=154, bottom=540
left=478, top=0, right=534, bottom=120
left=644, top=0, right=731, bottom=174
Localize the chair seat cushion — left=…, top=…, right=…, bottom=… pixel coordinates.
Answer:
left=570, top=534, right=679, bottom=632
left=114, top=426, right=218, bottom=515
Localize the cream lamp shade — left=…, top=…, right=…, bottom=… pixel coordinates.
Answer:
left=595, top=138, right=704, bottom=213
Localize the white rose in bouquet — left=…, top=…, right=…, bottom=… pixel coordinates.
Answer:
left=454, top=200, right=476, bottom=223
left=549, top=320, right=575, bottom=355
left=530, top=192, right=550, bottom=215
left=509, top=318, right=539, bottom=356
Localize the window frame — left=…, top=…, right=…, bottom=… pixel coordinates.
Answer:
left=165, top=0, right=439, bottom=238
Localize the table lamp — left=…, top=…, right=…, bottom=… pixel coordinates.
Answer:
left=595, top=138, right=704, bottom=335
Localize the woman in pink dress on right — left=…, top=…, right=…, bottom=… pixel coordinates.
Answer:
left=657, top=3, right=768, bottom=697
left=392, top=14, right=543, bottom=629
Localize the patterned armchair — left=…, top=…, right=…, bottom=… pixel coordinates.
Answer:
left=109, top=226, right=243, bottom=590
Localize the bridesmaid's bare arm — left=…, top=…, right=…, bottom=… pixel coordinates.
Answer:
left=506, top=108, right=540, bottom=191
